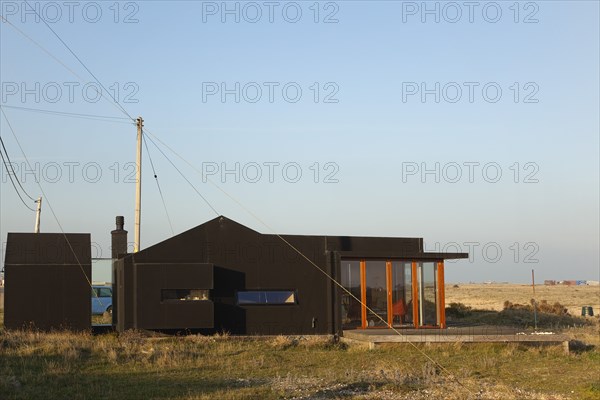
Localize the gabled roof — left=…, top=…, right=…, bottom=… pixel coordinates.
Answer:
left=130, top=215, right=468, bottom=262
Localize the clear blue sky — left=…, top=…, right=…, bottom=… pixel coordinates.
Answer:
left=1, top=1, right=598, bottom=283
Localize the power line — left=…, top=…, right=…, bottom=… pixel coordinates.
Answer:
left=0, top=14, right=135, bottom=123
left=0, top=110, right=37, bottom=201
left=0, top=136, right=36, bottom=201
left=22, top=0, right=135, bottom=122
left=142, top=133, right=175, bottom=236
left=0, top=105, right=133, bottom=123
left=0, top=147, right=36, bottom=212
left=143, top=133, right=220, bottom=216
left=0, top=15, right=82, bottom=79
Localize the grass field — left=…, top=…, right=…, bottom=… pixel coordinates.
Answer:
left=0, top=284, right=599, bottom=400
left=446, top=283, right=600, bottom=316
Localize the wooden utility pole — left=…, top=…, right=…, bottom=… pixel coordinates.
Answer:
left=532, top=269, right=538, bottom=331
left=134, top=117, right=143, bottom=253
left=34, top=196, right=42, bottom=233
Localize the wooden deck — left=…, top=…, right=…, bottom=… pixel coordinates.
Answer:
left=342, top=327, right=571, bottom=352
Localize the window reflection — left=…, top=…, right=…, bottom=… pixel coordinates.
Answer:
left=419, top=262, right=437, bottom=326
left=341, top=260, right=361, bottom=329
left=392, top=261, right=413, bottom=327
left=365, top=261, right=387, bottom=327
left=236, top=291, right=296, bottom=305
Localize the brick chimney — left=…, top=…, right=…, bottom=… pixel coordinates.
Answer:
left=111, top=216, right=128, bottom=258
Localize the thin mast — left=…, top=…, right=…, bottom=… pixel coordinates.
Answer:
left=134, top=117, right=143, bottom=252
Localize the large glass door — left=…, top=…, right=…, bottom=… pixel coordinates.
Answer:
left=364, top=261, right=388, bottom=327
left=391, top=261, right=413, bottom=327
left=418, top=262, right=438, bottom=327
left=340, top=260, right=362, bottom=329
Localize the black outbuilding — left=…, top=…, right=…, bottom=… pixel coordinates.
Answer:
left=3, top=232, right=91, bottom=331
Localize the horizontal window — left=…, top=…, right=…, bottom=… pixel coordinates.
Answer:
left=237, top=291, right=297, bottom=305
left=161, top=289, right=209, bottom=302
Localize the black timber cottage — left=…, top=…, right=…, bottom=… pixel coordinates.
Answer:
left=113, top=215, right=467, bottom=335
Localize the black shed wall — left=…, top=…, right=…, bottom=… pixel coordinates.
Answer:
left=4, top=233, right=91, bottom=331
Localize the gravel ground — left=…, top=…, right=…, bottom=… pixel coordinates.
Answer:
left=270, top=375, right=572, bottom=400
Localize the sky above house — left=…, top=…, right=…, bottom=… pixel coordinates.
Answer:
left=0, top=1, right=598, bottom=284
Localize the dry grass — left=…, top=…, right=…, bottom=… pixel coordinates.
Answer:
left=446, top=283, right=600, bottom=316
left=91, top=312, right=112, bottom=325
left=445, top=284, right=600, bottom=334
left=0, top=327, right=599, bottom=400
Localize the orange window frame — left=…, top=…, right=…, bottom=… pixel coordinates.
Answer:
left=437, top=261, right=446, bottom=328
left=411, top=261, right=419, bottom=328
left=360, top=260, right=367, bottom=329
left=386, top=261, right=393, bottom=327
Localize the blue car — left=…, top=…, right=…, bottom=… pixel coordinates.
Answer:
left=92, top=285, right=113, bottom=315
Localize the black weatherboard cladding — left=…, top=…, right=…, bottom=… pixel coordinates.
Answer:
left=134, top=263, right=214, bottom=330
left=120, top=216, right=333, bottom=334
left=4, top=233, right=91, bottom=331
left=116, top=216, right=467, bottom=334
